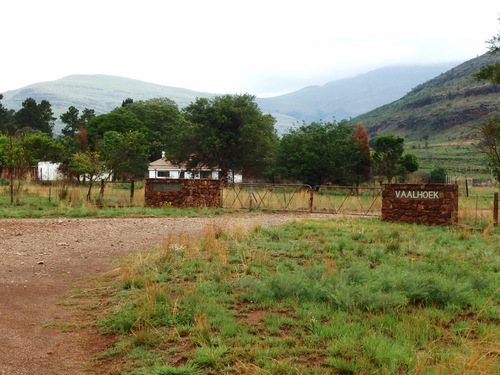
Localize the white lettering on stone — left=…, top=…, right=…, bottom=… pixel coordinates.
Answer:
left=395, top=190, right=439, bottom=200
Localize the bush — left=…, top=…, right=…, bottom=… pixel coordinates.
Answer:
left=430, top=167, right=447, bottom=183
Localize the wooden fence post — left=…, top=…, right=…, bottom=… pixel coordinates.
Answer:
left=494, top=192, right=498, bottom=227
left=309, top=189, right=314, bottom=212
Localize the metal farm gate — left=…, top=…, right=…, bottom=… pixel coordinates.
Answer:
left=222, top=183, right=382, bottom=215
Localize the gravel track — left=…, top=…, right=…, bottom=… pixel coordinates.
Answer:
left=0, top=213, right=331, bottom=374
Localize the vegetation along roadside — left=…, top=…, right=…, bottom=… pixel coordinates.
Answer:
left=66, top=217, right=500, bottom=374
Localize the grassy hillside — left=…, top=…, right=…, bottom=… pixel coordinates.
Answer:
left=1, top=74, right=215, bottom=113
left=1, top=75, right=216, bottom=133
left=354, top=53, right=500, bottom=175
left=357, top=53, right=500, bottom=141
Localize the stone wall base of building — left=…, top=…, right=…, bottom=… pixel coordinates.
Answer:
left=145, top=179, right=221, bottom=208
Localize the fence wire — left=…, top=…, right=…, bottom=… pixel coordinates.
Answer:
left=222, top=183, right=382, bottom=215
left=313, top=185, right=382, bottom=215
left=222, top=184, right=313, bottom=212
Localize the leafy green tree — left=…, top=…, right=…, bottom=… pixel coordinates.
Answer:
left=477, top=114, right=500, bottom=182
left=0, top=135, right=8, bottom=176
left=80, top=108, right=96, bottom=128
left=178, top=94, right=277, bottom=181
left=60, top=106, right=80, bottom=137
left=54, top=125, right=91, bottom=181
left=0, top=94, right=8, bottom=130
left=1, top=109, right=16, bottom=135
left=14, top=98, right=56, bottom=137
left=68, top=151, right=107, bottom=201
left=0, top=134, right=7, bottom=155
left=398, top=153, right=420, bottom=181
left=372, top=134, right=419, bottom=184
left=275, top=121, right=360, bottom=186
left=0, top=133, right=61, bottom=204
left=473, top=16, right=500, bottom=84
left=54, top=136, right=81, bottom=179
left=22, top=132, right=63, bottom=162
left=474, top=62, right=500, bottom=84
left=113, top=98, right=187, bottom=160
left=101, top=131, right=150, bottom=201
left=85, top=112, right=147, bottom=150
left=60, top=107, right=95, bottom=137
left=122, top=98, right=134, bottom=107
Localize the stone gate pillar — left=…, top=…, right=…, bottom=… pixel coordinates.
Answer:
left=382, top=184, right=458, bottom=225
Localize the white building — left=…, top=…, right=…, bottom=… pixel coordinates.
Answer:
left=148, top=157, right=242, bottom=183
left=37, top=161, right=112, bottom=182
left=37, top=161, right=63, bottom=181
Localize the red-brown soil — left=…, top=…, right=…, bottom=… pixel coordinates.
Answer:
left=0, top=214, right=329, bottom=374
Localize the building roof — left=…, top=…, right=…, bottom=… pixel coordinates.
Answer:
left=148, top=158, right=218, bottom=171
left=148, top=158, right=183, bottom=170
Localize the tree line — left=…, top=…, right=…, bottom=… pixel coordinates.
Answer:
left=3, top=16, right=500, bottom=205
left=0, top=93, right=423, bottom=205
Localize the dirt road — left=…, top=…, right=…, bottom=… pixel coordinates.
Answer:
left=0, top=214, right=329, bottom=374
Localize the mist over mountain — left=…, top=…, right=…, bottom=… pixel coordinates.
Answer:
left=355, top=52, right=500, bottom=142
left=352, top=53, right=500, bottom=174
left=1, top=63, right=458, bottom=135
left=256, top=63, right=459, bottom=124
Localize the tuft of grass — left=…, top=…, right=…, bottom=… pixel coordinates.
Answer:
left=140, top=363, right=199, bottom=375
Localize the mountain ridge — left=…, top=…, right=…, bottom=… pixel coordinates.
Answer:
left=355, top=52, right=500, bottom=142
left=1, top=63, right=458, bottom=135
left=256, top=63, right=459, bottom=123
left=353, top=52, right=500, bottom=175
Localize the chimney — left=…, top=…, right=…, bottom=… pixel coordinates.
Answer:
left=161, top=151, right=166, bottom=159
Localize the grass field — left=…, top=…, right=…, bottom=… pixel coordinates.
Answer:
left=77, top=217, right=500, bottom=374
left=0, top=181, right=221, bottom=218
left=2, top=181, right=498, bottom=373
left=406, top=141, right=489, bottom=178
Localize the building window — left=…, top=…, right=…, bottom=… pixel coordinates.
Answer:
left=157, top=171, right=170, bottom=178
left=200, top=171, right=212, bottom=179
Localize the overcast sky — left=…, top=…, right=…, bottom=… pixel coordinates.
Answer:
left=1, top=0, right=499, bottom=97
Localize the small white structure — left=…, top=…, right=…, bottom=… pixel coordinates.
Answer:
left=148, top=157, right=242, bottom=183
left=38, top=161, right=63, bottom=181
left=37, top=161, right=113, bottom=182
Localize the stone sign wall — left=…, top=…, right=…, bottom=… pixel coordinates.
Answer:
left=382, top=184, right=458, bottom=225
left=145, top=179, right=221, bottom=208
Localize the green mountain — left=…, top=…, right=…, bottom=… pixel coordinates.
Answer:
left=353, top=53, right=500, bottom=175
left=256, top=63, right=458, bottom=123
left=1, top=74, right=215, bottom=121
left=1, top=64, right=457, bottom=135
left=356, top=53, right=500, bottom=142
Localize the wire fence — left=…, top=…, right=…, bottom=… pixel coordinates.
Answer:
left=222, top=183, right=498, bottom=227
left=1, top=180, right=497, bottom=227
left=222, top=183, right=382, bottom=216
left=457, top=186, right=499, bottom=227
